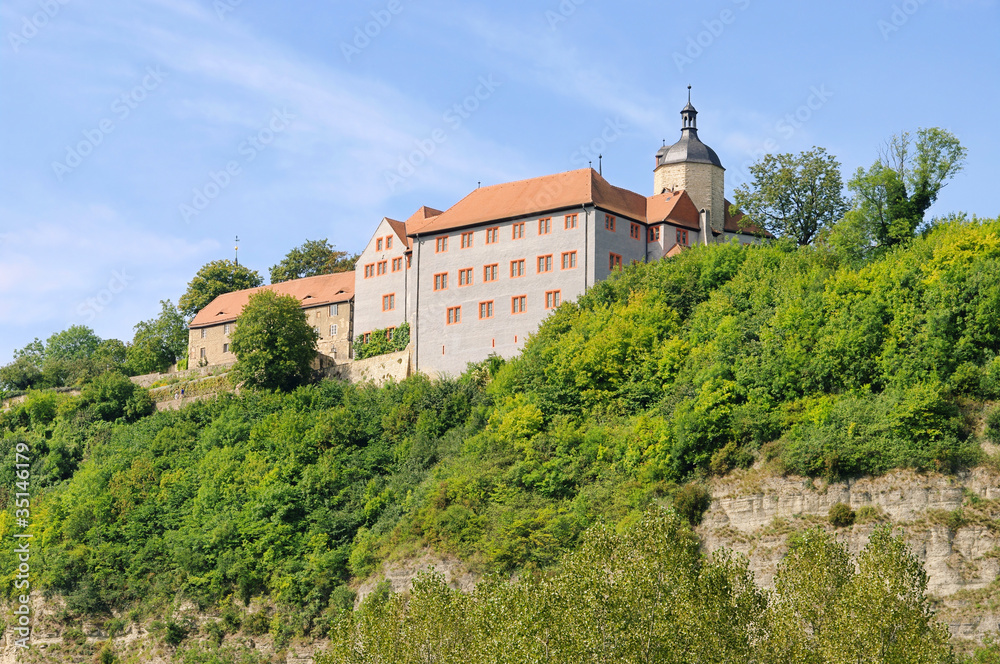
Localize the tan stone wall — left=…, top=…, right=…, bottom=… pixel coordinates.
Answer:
left=189, top=299, right=353, bottom=368
left=189, top=323, right=235, bottom=367
left=303, top=301, right=353, bottom=361
left=326, top=348, right=411, bottom=385
left=653, top=162, right=725, bottom=233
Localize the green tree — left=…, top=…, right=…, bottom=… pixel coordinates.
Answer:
left=732, top=147, right=849, bottom=245
left=178, top=259, right=263, bottom=319
left=126, top=300, right=188, bottom=375
left=92, top=339, right=128, bottom=373
left=846, top=127, right=967, bottom=251
left=229, top=290, right=318, bottom=391
left=0, top=340, right=44, bottom=391
left=269, top=239, right=358, bottom=283
left=45, top=325, right=102, bottom=361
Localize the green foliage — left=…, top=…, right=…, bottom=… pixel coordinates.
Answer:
left=673, top=482, right=712, bottom=525
left=269, top=239, right=358, bottom=283
left=353, top=322, right=410, bottom=360
left=81, top=371, right=154, bottom=423
left=179, top=259, right=264, bottom=320
left=230, top=291, right=318, bottom=391
left=164, top=618, right=191, bottom=646
left=828, top=502, right=855, bottom=527
left=127, top=300, right=189, bottom=375
left=2, top=214, right=998, bottom=654
left=987, top=408, right=1000, bottom=446
left=844, top=127, right=967, bottom=254
left=0, top=328, right=108, bottom=391
left=732, top=146, right=849, bottom=245
left=319, top=512, right=956, bottom=664
left=46, top=325, right=102, bottom=362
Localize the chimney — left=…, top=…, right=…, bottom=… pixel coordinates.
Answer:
left=699, top=209, right=711, bottom=245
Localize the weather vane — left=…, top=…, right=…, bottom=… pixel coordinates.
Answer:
left=235, top=235, right=240, bottom=266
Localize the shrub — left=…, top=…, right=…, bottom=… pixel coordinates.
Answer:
left=673, top=483, right=712, bottom=526
left=164, top=619, right=190, bottom=646
left=242, top=611, right=270, bottom=636
left=854, top=505, right=888, bottom=524
left=709, top=440, right=753, bottom=476
left=987, top=407, right=1000, bottom=446
left=828, top=502, right=856, bottom=527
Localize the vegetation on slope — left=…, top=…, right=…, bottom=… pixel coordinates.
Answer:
left=320, top=510, right=956, bottom=663
left=1, top=217, right=999, bottom=653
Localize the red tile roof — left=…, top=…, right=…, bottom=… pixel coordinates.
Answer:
left=394, top=206, right=443, bottom=249
left=190, top=271, right=355, bottom=329
left=646, top=190, right=701, bottom=230
left=404, top=169, right=764, bottom=239
left=410, top=169, right=647, bottom=236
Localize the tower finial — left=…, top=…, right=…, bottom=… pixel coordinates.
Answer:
left=688, top=84, right=692, bottom=103
left=234, top=235, right=240, bottom=266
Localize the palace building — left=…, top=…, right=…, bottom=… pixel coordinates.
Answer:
left=352, top=92, right=767, bottom=376
left=188, top=93, right=767, bottom=378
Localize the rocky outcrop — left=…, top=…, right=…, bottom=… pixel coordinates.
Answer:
left=355, top=552, right=478, bottom=607
left=699, top=468, right=1000, bottom=646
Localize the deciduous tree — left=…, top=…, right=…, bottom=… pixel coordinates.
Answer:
left=732, top=147, right=849, bottom=245
left=178, top=259, right=263, bottom=319
left=269, top=239, right=358, bottom=283
left=229, top=290, right=318, bottom=391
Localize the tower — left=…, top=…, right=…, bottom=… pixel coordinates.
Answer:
left=654, top=87, right=725, bottom=235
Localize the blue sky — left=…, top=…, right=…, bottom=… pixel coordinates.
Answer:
left=1, top=0, right=997, bottom=362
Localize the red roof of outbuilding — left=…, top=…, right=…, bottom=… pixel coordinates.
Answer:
left=189, top=271, right=355, bottom=329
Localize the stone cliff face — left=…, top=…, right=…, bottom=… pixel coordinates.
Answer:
left=699, top=467, right=1000, bottom=646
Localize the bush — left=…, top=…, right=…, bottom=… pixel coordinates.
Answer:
left=672, top=483, right=712, bottom=525
left=709, top=440, right=753, bottom=476
left=828, top=502, right=856, bottom=527
left=854, top=505, right=887, bottom=524
left=164, top=619, right=190, bottom=646
left=987, top=407, right=1000, bottom=446
left=242, top=611, right=270, bottom=636
left=81, top=371, right=154, bottom=423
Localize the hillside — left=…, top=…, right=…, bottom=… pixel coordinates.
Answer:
left=3, top=216, right=1000, bottom=661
